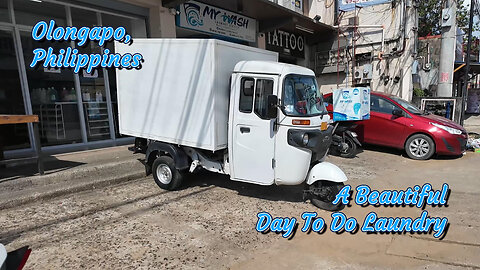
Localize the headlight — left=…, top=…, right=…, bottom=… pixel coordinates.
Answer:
left=431, top=122, right=462, bottom=135
left=302, top=134, right=309, bottom=146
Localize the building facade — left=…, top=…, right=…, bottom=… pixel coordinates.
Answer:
left=1, top=0, right=419, bottom=157
left=310, top=0, right=418, bottom=102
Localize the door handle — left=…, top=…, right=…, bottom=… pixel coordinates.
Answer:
left=240, top=127, right=250, bottom=133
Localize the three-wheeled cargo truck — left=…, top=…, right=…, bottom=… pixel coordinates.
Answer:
left=115, top=39, right=347, bottom=211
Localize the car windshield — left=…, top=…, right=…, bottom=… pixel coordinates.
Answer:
left=282, top=75, right=326, bottom=117
left=390, top=96, right=423, bottom=115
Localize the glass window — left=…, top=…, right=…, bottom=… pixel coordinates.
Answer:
left=71, top=8, right=111, bottom=141
left=13, top=0, right=67, bottom=26
left=102, top=13, right=147, bottom=39
left=370, top=95, right=399, bottom=114
left=254, top=79, right=274, bottom=119
left=0, top=29, right=30, bottom=150
left=239, top=78, right=254, bottom=113
left=390, top=96, right=422, bottom=115
left=282, top=75, right=326, bottom=117
left=0, top=0, right=9, bottom=23
left=21, top=31, right=82, bottom=146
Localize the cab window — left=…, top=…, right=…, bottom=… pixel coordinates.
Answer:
left=239, top=77, right=254, bottom=113
left=254, top=79, right=274, bottom=119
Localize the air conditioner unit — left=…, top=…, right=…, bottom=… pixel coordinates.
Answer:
left=354, top=67, right=363, bottom=80
left=363, top=64, right=373, bottom=80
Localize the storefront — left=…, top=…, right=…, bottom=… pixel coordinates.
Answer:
left=1, top=0, right=334, bottom=158
left=170, top=0, right=331, bottom=67
left=0, top=0, right=148, bottom=158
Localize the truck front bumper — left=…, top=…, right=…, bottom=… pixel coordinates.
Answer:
left=287, top=126, right=333, bottom=162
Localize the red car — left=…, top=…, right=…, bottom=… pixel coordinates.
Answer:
left=323, top=91, right=468, bottom=160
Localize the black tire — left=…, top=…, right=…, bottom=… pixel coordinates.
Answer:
left=405, top=134, right=435, bottom=160
left=310, top=181, right=346, bottom=212
left=339, top=136, right=357, bottom=158
left=152, top=156, right=184, bottom=190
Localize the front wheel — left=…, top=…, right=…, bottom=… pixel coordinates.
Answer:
left=405, top=134, right=435, bottom=160
left=309, top=181, right=345, bottom=211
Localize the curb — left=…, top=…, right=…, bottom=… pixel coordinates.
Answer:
left=0, top=170, right=145, bottom=210
left=0, top=159, right=143, bottom=191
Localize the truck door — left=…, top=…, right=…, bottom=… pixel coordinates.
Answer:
left=230, top=75, right=277, bottom=185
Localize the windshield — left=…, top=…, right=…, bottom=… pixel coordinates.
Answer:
left=282, top=75, right=326, bottom=117
left=390, top=96, right=423, bottom=115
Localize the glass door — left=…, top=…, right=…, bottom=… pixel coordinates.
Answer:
left=20, top=29, right=83, bottom=147
left=71, top=7, right=111, bottom=141
left=0, top=29, right=31, bottom=151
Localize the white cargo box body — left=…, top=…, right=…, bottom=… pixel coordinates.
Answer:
left=115, top=39, right=278, bottom=151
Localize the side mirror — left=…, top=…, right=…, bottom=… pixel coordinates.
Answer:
left=392, top=109, right=404, bottom=117
left=266, top=95, right=278, bottom=119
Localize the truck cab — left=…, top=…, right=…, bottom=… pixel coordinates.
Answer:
left=229, top=61, right=336, bottom=187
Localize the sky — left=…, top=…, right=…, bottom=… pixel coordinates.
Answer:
left=462, top=0, right=480, bottom=36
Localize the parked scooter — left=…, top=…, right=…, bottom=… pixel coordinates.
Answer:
left=1, top=244, right=31, bottom=270
left=329, top=121, right=362, bottom=158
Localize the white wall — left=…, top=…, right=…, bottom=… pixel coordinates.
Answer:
left=305, top=0, right=336, bottom=26
left=118, top=0, right=176, bottom=38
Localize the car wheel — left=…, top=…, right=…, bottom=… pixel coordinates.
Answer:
left=152, top=156, right=184, bottom=190
left=405, top=134, right=435, bottom=160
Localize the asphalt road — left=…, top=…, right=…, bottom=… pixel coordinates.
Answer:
left=1, top=147, right=479, bottom=269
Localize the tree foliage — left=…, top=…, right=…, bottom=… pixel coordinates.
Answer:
left=417, top=0, right=478, bottom=37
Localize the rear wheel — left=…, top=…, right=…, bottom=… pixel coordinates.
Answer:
left=339, top=136, right=357, bottom=158
left=152, top=156, right=184, bottom=190
left=405, top=134, right=435, bottom=160
left=309, top=181, right=345, bottom=211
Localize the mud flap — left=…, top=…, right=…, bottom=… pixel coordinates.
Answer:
left=305, top=162, right=347, bottom=185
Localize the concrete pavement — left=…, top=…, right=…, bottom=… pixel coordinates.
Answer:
left=0, top=145, right=479, bottom=269
left=0, top=146, right=145, bottom=210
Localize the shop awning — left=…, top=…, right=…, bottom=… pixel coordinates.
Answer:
left=163, top=0, right=335, bottom=44
left=455, top=62, right=480, bottom=74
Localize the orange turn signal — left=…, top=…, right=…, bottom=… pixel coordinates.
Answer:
left=292, top=119, right=310, bottom=125
left=321, top=122, right=328, bottom=131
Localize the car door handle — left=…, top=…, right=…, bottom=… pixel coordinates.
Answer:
left=240, top=127, right=250, bottom=133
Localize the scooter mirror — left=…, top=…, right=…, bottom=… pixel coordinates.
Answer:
left=266, top=95, right=278, bottom=119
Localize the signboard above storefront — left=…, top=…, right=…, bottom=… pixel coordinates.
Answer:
left=338, top=0, right=391, bottom=12
left=176, top=1, right=257, bottom=43
left=266, top=29, right=305, bottom=59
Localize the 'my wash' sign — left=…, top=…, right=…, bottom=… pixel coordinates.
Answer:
left=176, top=0, right=257, bottom=43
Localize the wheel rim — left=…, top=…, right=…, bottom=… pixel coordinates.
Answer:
left=341, top=138, right=354, bottom=154
left=409, top=138, right=430, bottom=158
left=156, top=164, right=172, bottom=184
